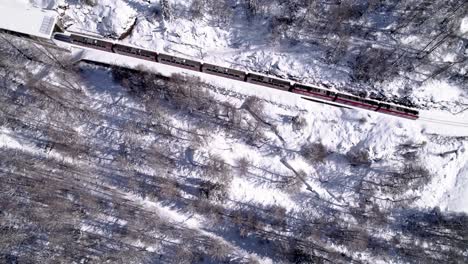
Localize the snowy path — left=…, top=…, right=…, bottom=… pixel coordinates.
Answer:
left=445, top=163, right=468, bottom=213
left=418, top=110, right=468, bottom=137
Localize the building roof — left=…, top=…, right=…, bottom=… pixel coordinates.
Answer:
left=0, top=5, right=57, bottom=39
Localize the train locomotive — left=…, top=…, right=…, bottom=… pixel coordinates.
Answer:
left=55, top=32, right=419, bottom=120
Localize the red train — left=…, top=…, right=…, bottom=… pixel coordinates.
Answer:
left=60, top=33, right=419, bottom=120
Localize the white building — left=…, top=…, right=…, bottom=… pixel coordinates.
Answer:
left=0, top=5, right=57, bottom=40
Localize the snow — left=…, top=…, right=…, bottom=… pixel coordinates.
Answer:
left=413, top=80, right=463, bottom=103
left=460, top=17, right=468, bottom=35
left=0, top=128, right=24, bottom=150
left=120, top=191, right=267, bottom=262
left=416, top=139, right=468, bottom=210
left=230, top=177, right=297, bottom=209
left=445, top=163, right=468, bottom=213
left=0, top=0, right=31, bottom=9
left=61, top=0, right=137, bottom=37
left=418, top=110, right=468, bottom=137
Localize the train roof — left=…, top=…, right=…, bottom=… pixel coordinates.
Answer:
left=0, top=5, right=57, bottom=39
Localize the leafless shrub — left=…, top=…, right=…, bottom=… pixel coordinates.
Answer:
left=189, top=0, right=204, bottom=20
left=172, top=247, right=196, bottom=264
left=301, top=142, right=329, bottom=163
left=235, top=157, right=250, bottom=176
left=329, top=2, right=364, bottom=23
left=82, top=0, right=97, bottom=6
left=401, top=151, right=418, bottom=161
left=346, top=147, right=372, bottom=166
left=244, top=96, right=266, bottom=120
left=285, top=246, right=317, bottom=264
left=282, top=173, right=304, bottom=194
left=226, top=104, right=243, bottom=128
left=395, top=164, right=431, bottom=191
left=267, top=205, right=287, bottom=229
left=165, top=74, right=214, bottom=114
left=145, top=142, right=176, bottom=169
left=111, top=66, right=145, bottom=91
left=161, top=0, right=172, bottom=21
left=358, top=117, right=367, bottom=124
left=353, top=47, right=397, bottom=84
left=159, top=180, right=180, bottom=200
left=231, top=208, right=265, bottom=238
left=190, top=198, right=224, bottom=218
left=291, top=115, right=307, bottom=131
left=199, top=181, right=228, bottom=202
left=246, top=128, right=268, bottom=147
left=205, top=240, right=231, bottom=262
left=204, top=153, right=232, bottom=183
left=396, top=141, right=425, bottom=161
left=188, top=133, right=207, bottom=149
left=370, top=204, right=387, bottom=226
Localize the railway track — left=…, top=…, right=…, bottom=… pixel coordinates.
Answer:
left=51, top=31, right=420, bottom=120
left=5, top=28, right=468, bottom=132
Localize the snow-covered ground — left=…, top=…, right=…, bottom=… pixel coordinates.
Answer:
left=53, top=38, right=468, bottom=213
left=5, top=0, right=467, bottom=216
left=1, top=0, right=467, bottom=262
left=22, top=0, right=468, bottom=105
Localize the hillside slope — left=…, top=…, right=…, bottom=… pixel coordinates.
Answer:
left=0, top=0, right=467, bottom=263
left=27, top=0, right=468, bottom=110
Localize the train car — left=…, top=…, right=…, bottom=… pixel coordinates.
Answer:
left=112, top=44, right=157, bottom=61
left=201, top=63, right=246, bottom=81
left=246, top=73, right=291, bottom=91
left=291, top=83, right=337, bottom=101
left=70, top=34, right=113, bottom=52
left=53, top=33, right=72, bottom=43
left=335, top=93, right=379, bottom=110
left=157, top=53, right=201, bottom=71
left=377, top=104, right=419, bottom=120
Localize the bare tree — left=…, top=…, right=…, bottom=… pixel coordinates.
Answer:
left=301, top=142, right=329, bottom=163
left=204, top=153, right=232, bottom=183
left=235, top=157, right=250, bottom=176
left=346, top=147, right=372, bottom=166
left=161, top=0, right=172, bottom=21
